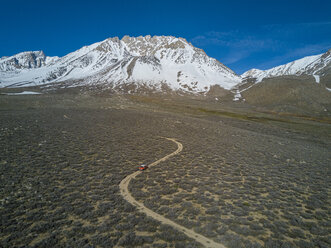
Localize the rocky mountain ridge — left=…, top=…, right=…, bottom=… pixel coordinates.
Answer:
left=242, top=49, right=331, bottom=84
left=0, top=51, right=59, bottom=71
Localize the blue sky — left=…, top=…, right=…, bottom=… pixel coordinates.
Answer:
left=1, top=0, right=330, bottom=74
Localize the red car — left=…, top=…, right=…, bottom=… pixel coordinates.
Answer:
left=139, top=164, right=148, bottom=171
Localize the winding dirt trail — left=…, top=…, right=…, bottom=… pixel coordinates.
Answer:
left=119, top=138, right=226, bottom=248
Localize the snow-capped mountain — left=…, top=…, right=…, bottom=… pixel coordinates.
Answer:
left=0, top=36, right=241, bottom=93
left=242, top=49, right=331, bottom=83
left=0, top=51, right=59, bottom=71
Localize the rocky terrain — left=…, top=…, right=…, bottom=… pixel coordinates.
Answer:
left=0, top=93, right=330, bottom=247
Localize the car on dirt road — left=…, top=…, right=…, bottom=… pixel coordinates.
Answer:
left=139, top=164, right=148, bottom=171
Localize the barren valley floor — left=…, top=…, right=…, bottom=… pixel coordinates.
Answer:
left=0, top=93, right=330, bottom=248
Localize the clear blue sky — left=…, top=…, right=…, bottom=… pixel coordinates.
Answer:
left=1, top=0, right=330, bottom=74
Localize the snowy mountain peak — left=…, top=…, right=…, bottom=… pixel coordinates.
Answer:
left=242, top=49, right=331, bottom=82
left=121, top=35, right=189, bottom=56
left=0, top=50, right=60, bottom=73
left=0, top=35, right=241, bottom=92
left=0, top=51, right=46, bottom=71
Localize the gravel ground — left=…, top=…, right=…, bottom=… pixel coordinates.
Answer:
left=0, top=93, right=330, bottom=248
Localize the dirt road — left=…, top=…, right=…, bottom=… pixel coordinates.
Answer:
left=119, top=138, right=226, bottom=248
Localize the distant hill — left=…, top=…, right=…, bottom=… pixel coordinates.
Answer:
left=236, top=49, right=331, bottom=116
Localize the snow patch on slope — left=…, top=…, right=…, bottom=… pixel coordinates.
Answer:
left=4, top=91, right=41, bottom=95
left=233, top=90, right=243, bottom=101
